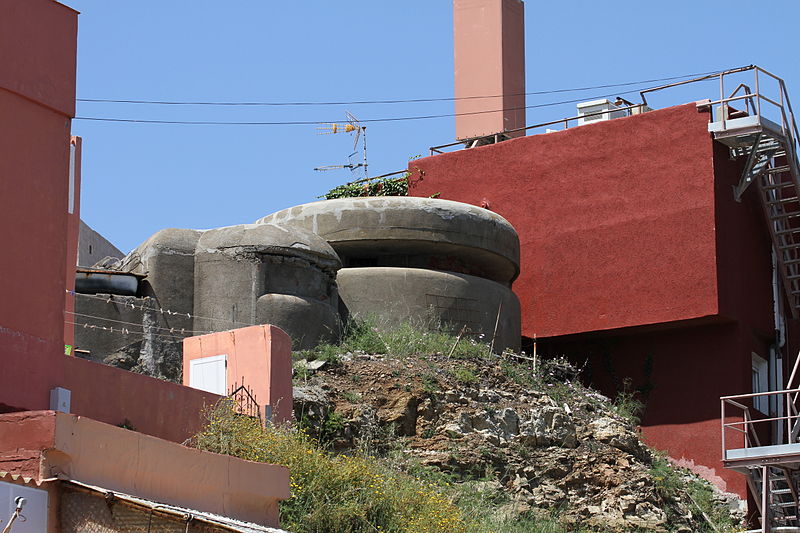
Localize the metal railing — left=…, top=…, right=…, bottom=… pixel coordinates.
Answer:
left=428, top=65, right=800, bottom=165
left=721, top=388, right=800, bottom=460
left=704, top=66, right=800, bottom=167
left=429, top=103, right=650, bottom=155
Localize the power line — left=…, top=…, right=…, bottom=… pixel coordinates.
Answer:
left=73, top=78, right=719, bottom=127
left=76, top=69, right=723, bottom=107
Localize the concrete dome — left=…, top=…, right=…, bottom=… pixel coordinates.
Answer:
left=196, top=223, right=341, bottom=273
left=256, top=197, right=519, bottom=284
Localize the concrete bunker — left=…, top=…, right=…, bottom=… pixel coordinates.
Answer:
left=258, top=197, right=522, bottom=351
left=193, top=223, right=341, bottom=349
left=74, top=197, right=523, bottom=375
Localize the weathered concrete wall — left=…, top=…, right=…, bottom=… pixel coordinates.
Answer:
left=337, top=267, right=521, bottom=351
left=73, top=294, right=184, bottom=381
left=73, top=229, right=203, bottom=381
left=194, top=224, right=341, bottom=349
left=78, top=219, right=123, bottom=267
left=258, top=197, right=520, bottom=284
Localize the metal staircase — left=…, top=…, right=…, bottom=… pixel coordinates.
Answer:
left=707, top=67, right=800, bottom=318
left=746, top=466, right=800, bottom=532
left=722, top=350, right=800, bottom=533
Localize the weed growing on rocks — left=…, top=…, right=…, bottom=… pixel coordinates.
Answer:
left=192, top=400, right=468, bottom=533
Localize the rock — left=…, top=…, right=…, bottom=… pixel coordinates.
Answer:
left=293, top=385, right=331, bottom=424
left=528, top=481, right=567, bottom=507
left=376, top=392, right=420, bottom=436
left=306, top=359, right=328, bottom=371
left=477, top=389, right=501, bottom=403
left=443, top=423, right=464, bottom=439
left=588, top=417, right=643, bottom=456
left=517, top=406, right=578, bottom=448
left=497, top=407, right=519, bottom=436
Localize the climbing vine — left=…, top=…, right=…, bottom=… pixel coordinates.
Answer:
left=323, top=174, right=409, bottom=200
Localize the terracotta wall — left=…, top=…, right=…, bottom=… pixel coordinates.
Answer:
left=454, top=0, right=525, bottom=139
left=183, top=325, right=294, bottom=424
left=0, top=0, right=78, bottom=413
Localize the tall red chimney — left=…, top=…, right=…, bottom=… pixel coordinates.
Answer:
left=454, top=0, right=525, bottom=142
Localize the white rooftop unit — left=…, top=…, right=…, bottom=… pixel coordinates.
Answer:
left=576, top=99, right=627, bottom=126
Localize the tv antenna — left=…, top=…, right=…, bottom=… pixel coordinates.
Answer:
left=314, top=111, right=368, bottom=179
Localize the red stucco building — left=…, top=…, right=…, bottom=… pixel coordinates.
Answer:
left=410, top=93, right=798, bottom=500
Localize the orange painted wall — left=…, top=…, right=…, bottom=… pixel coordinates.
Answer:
left=183, top=325, right=294, bottom=424
left=0, top=0, right=77, bottom=413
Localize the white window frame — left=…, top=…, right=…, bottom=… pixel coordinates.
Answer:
left=189, top=354, right=228, bottom=395
left=752, top=352, right=769, bottom=414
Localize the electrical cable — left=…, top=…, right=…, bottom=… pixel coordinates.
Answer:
left=76, top=69, right=724, bottom=107
left=73, top=79, right=718, bottom=126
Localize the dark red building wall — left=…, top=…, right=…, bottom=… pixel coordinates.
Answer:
left=0, top=0, right=78, bottom=412
left=412, top=103, right=721, bottom=339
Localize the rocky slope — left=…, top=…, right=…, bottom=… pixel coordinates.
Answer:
left=293, top=351, right=742, bottom=532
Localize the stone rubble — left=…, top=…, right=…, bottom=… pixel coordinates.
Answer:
left=293, top=354, right=743, bottom=532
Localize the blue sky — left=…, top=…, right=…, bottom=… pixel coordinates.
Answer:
left=66, top=1, right=800, bottom=254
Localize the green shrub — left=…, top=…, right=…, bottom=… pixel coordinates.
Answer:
left=452, top=366, right=478, bottom=385
left=324, top=176, right=409, bottom=200
left=299, top=316, right=494, bottom=362
left=192, top=400, right=467, bottom=533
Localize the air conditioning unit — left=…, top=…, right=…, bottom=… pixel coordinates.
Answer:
left=576, top=99, right=627, bottom=126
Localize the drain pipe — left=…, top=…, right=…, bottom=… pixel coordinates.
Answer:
left=772, top=249, right=787, bottom=443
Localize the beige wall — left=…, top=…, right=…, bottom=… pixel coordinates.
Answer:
left=0, top=411, right=289, bottom=528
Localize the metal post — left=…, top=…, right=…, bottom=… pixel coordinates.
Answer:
left=721, top=399, right=726, bottom=459
left=762, top=465, right=770, bottom=533
left=720, top=71, right=727, bottom=129
left=755, top=67, right=761, bottom=118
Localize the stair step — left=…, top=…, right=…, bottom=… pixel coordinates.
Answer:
left=765, top=182, right=796, bottom=190
left=767, top=197, right=800, bottom=205
left=768, top=165, right=794, bottom=174
left=769, top=212, right=800, bottom=219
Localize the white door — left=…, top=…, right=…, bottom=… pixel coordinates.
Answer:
left=189, top=354, right=227, bottom=395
